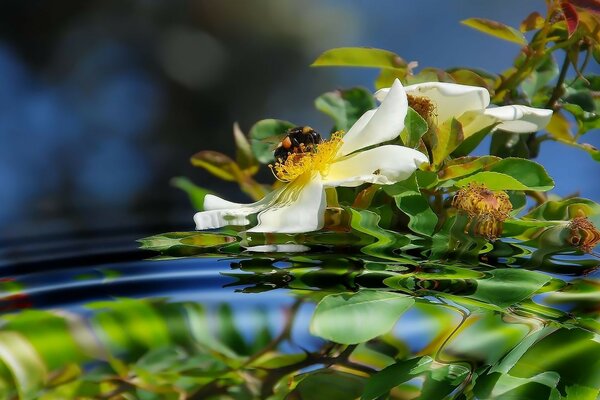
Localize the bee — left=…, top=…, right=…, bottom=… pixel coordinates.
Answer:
left=273, top=126, right=322, bottom=163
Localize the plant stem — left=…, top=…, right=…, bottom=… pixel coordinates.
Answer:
left=545, top=53, right=570, bottom=110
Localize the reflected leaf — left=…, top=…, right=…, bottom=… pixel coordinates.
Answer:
left=310, top=290, right=414, bottom=344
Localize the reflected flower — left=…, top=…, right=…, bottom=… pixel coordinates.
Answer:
left=375, top=82, right=553, bottom=136
left=194, top=79, right=429, bottom=233
left=568, top=216, right=600, bottom=253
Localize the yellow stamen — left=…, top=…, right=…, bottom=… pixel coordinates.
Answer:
left=452, top=183, right=512, bottom=240
left=270, top=131, right=344, bottom=182
left=407, top=94, right=436, bottom=120
left=568, top=216, right=600, bottom=253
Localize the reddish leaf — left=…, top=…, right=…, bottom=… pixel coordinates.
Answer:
left=561, top=1, right=580, bottom=37
left=570, top=0, right=600, bottom=14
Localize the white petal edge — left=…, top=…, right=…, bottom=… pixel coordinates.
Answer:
left=323, top=145, right=429, bottom=187
left=338, top=79, right=408, bottom=157
left=485, top=105, right=553, bottom=133
left=376, top=82, right=490, bottom=124
left=194, top=190, right=279, bottom=230
left=248, top=173, right=326, bottom=233
left=244, top=244, right=311, bottom=253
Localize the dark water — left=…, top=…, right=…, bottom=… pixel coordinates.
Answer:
left=0, top=230, right=599, bottom=399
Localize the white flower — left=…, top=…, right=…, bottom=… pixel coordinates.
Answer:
left=194, top=79, right=429, bottom=233
left=375, top=82, right=553, bottom=136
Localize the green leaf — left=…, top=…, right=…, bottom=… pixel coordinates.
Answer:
left=293, top=370, right=365, bottom=400
left=170, top=177, right=212, bottom=211
left=315, top=87, right=375, bottom=132
left=462, top=18, right=527, bottom=45
left=488, top=157, right=554, bottom=190
left=563, top=102, right=600, bottom=136
left=138, top=232, right=236, bottom=252
left=470, top=269, right=551, bottom=307
left=384, top=174, right=438, bottom=236
left=362, top=357, right=425, bottom=400
left=455, top=158, right=554, bottom=191
left=311, top=47, right=407, bottom=70
left=0, top=332, right=47, bottom=400
left=546, top=111, right=574, bottom=142
left=524, top=197, right=600, bottom=225
left=233, top=122, right=258, bottom=174
left=521, top=55, right=559, bottom=100
left=310, top=290, right=414, bottom=344
left=249, top=119, right=295, bottom=164
left=438, top=156, right=501, bottom=181
left=401, top=107, right=428, bottom=148
left=448, top=68, right=495, bottom=91
left=431, top=118, right=464, bottom=168
left=190, top=151, right=240, bottom=181
left=455, top=171, right=539, bottom=191
left=490, top=131, right=532, bottom=158
left=347, top=208, right=411, bottom=258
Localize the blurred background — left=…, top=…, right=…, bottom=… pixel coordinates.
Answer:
left=1, top=0, right=598, bottom=238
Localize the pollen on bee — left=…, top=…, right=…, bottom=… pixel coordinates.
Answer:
left=269, top=131, right=344, bottom=182
left=407, top=94, right=436, bottom=120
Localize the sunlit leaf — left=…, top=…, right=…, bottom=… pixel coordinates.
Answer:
left=546, top=111, right=574, bottom=141
left=310, top=290, right=414, bottom=344
left=520, top=11, right=545, bottom=32
left=462, top=18, right=527, bottom=45
left=455, top=158, right=554, bottom=191
left=190, top=151, right=240, bottom=182
left=312, top=47, right=407, bottom=70
left=431, top=118, right=464, bottom=169
left=437, top=156, right=501, bottom=181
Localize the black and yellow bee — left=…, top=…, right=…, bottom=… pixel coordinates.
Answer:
left=273, top=126, right=322, bottom=162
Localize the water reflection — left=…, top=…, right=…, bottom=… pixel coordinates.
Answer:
left=0, top=231, right=598, bottom=399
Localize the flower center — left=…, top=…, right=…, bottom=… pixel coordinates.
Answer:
left=407, top=94, right=436, bottom=120
left=452, top=183, right=512, bottom=239
left=270, top=131, right=344, bottom=182
left=568, top=216, right=600, bottom=253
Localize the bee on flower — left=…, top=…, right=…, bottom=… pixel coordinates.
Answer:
left=194, top=80, right=430, bottom=234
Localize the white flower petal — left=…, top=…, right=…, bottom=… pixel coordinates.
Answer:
left=244, top=244, right=310, bottom=253
left=338, top=79, right=408, bottom=156
left=323, top=145, right=429, bottom=187
left=248, top=173, right=326, bottom=233
left=458, top=110, right=500, bottom=138
left=485, top=105, right=553, bottom=133
left=377, top=82, right=490, bottom=123
left=194, top=194, right=272, bottom=230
